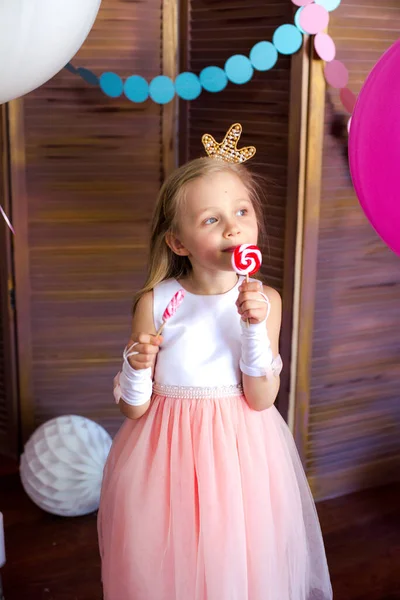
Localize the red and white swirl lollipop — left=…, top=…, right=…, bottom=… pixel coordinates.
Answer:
left=232, top=244, right=262, bottom=279
left=232, top=244, right=262, bottom=327
left=156, top=289, right=185, bottom=336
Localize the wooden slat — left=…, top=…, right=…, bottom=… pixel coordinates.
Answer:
left=11, top=0, right=166, bottom=438
left=307, top=0, right=400, bottom=499
left=0, top=105, right=19, bottom=458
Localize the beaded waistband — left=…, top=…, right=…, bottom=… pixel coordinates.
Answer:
left=153, top=382, right=243, bottom=399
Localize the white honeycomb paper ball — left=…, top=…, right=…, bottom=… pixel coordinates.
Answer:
left=20, top=415, right=112, bottom=517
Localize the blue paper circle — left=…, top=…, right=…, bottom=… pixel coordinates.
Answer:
left=77, top=68, right=98, bottom=86
left=99, top=72, right=124, bottom=98
left=199, top=66, right=228, bottom=93
left=315, top=0, right=341, bottom=11
left=175, top=72, right=202, bottom=100
left=225, top=55, right=253, bottom=85
left=149, top=76, right=175, bottom=104
left=124, top=75, right=149, bottom=103
left=294, top=8, right=307, bottom=35
left=249, top=41, right=278, bottom=71
left=273, top=24, right=303, bottom=56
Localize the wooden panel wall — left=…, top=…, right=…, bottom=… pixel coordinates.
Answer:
left=180, top=0, right=298, bottom=418
left=0, top=106, right=19, bottom=458
left=307, top=0, right=400, bottom=499
left=10, top=0, right=164, bottom=439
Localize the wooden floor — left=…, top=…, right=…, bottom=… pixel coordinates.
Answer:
left=0, top=470, right=399, bottom=600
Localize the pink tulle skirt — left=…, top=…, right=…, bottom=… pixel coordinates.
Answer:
left=98, top=390, right=332, bottom=600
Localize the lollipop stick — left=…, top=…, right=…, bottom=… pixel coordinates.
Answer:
left=156, top=321, right=166, bottom=338
left=246, top=273, right=250, bottom=328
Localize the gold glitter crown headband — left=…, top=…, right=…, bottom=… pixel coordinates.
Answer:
left=202, top=123, right=256, bottom=164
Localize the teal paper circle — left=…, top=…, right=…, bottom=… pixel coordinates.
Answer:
left=149, top=76, right=175, bottom=104
left=294, top=7, right=307, bottom=35
left=124, top=75, right=149, bottom=103
left=249, top=41, right=278, bottom=71
left=273, top=24, right=303, bottom=55
left=315, top=0, right=341, bottom=11
left=99, top=72, right=124, bottom=98
left=225, top=55, right=254, bottom=85
left=175, top=72, right=202, bottom=100
left=199, top=66, right=228, bottom=93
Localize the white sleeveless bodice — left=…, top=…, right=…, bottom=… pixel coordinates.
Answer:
left=153, top=277, right=245, bottom=388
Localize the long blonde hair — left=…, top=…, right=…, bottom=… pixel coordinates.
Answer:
left=133, top=157, right=267, bottom=313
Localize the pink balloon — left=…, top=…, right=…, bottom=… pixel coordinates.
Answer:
left=349, top=38, right=400, bottom=255
left=340, top=87, right=357, bottom=113
left=291, top=0, right=313, bottom=5
left=324, top=60, right=349, bottom=88
left=299, top=4, right=329, bottom=34
left=314, top=33, right=336, bottom=62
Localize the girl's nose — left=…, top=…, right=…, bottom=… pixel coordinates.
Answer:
left=224, top=221, right=241, bottom=238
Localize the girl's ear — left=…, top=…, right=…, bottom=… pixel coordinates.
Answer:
left=165, top=231, right=190, bottom=256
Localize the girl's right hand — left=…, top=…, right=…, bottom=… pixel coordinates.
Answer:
left=125, top=333, right=163, bottom=371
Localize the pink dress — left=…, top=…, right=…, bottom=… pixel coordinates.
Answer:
left=98, top=277, right=332, bottom=600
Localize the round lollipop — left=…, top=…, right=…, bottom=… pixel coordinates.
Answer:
left=232, top=244, right=262, bottom=327
left=232, top=244, right=262, bottom=278
left=156, top=289, right=185, bottom=336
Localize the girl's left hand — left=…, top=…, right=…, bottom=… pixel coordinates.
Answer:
left=236, top=280, right=268, bottom=324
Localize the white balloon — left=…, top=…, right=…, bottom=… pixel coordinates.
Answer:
left=0, top=0, right=102, bottom=104
left=20, top=415, right=112, bottom=517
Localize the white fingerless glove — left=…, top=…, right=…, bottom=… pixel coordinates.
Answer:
left=113, top=342, right=153, bottom=406
left=239, top=294, right=283, bottom=378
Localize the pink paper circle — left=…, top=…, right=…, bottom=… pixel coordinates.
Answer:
left=299, top=4, right=329, bottom=34
left=324, top=60, right=349, bottom=88
left=340, top=87, right=357, bottom=113
left=291, top=0, right=313, bottom=6
left=349, top=38, right=400, bottom=255
left=314, top=33, right=336, bottom=62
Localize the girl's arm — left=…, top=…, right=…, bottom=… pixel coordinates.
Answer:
left=117, top=291, right=161, bottom=420
left=238, top=283, right=282, bottom=411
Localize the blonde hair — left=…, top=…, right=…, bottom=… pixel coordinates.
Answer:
left=133, top=157, right=267, bottom=313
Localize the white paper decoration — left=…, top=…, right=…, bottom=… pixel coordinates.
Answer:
left=0, top=0, right=102, bottom=104
left=20, top=415, right=112, bottom=517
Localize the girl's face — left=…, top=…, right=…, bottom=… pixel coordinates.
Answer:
left=169, top=170, right=259, bottom=274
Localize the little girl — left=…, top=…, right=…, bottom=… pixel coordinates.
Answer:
left=98, top=124, right=333, bottom=600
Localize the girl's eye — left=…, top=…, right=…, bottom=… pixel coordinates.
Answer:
left=204, top=217, right=217, bottom=225
left=237, top=208, right=248, bottom=216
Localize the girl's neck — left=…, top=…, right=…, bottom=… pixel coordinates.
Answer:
left=178, top=271, right=239, bottom=296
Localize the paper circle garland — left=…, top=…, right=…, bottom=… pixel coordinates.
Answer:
left=199, top=66, right=228, bottom=93
left=273, top=24, right=303, bottom=55
left=324, top=59, right=349, bottom=88
left=124, top=75, right=149, bottom=103
left=149, top=76, right=175, bottom=104
left=225, top=55, right=254, bottom=84
left=314, top=32, right=336, bottom=62
left=175, top=72, right=202, bottom=100
left=339, top=87, right=357, bottom=114
left=20, top=415, right=112, bottom=517
left=349, top=38, right=400, bottom=256
left=295, top=8, right=308, bottom=35
left=250, top=42, right=278, bottom=71
left=315, top=0, right=342, bottom=11
left=299, top=3, right=330, bottom=35
left=100, top=72, right=124, bottom=98
left=291, top=0, right=314, bottom=6
left=0, top=0, right=101, bottom=104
